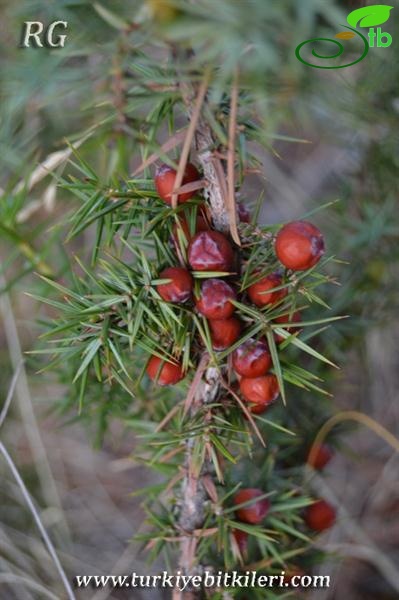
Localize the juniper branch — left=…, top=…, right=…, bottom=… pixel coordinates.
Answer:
left=176, top=73, right=232, bottom=595
left=181, top=71, right=229, bottom=234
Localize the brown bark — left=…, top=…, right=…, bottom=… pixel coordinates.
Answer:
left=175, top=75, right=231, bottom=598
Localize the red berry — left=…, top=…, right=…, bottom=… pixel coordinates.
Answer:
left=237, top=202, right=250, bottom=223
left=233, top=488, right=270, bottom=524
left=188, top=231, right=234, bottom=272
left=275, top=220, right=325, bottom=271
left=307, top=443, right=333, bottom=470
left=239, top=374, right=279, bottom=414
left=146, top=355, right=184, bottom=386
left=172, top=212, right=210, bottom=256
left=304, top=499, right=336, bottom=532
left=156, top=267, right=193, bottom=303
left=248, top=272, right=287, bottom=308
left=155, top=162, right=200, bottom=205
left=232, top=338, right=272, bottom=378
left=196, top=279, right=236, bottom=319
left=209, top=317, right=241, bottom=350
left=232, top=529, right=248, bottom=554
left=274, top=310, right=301, bottom=343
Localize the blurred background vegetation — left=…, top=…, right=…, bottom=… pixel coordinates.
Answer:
left=0, top=0, right=398, bottom=598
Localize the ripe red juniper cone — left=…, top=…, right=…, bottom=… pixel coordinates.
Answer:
left=209, top=317, right=241, bottom=351
left=156, top=267, right=193, bottom=303
left=304, top=499, right=336, bottom=532
left=239, top=374, right=279, bottom=414
left=196, top=279, right=236, bottom=319
left=155, top=161, right=200, bottom=205
left=274, top=310, right=301, bottom=343
left=232, top=529, right=248, bottom=554
left=232, top=338, right=272, bottom=378
left=146, top=355, right=185, bottom=386
left=234, top=488, right=270, bottom=524
left=275, top=220, right=325, bottom=271
left=188, top=230, right=234, bottom=272
left=248, top=272, right=287, bottom=308
left=307, top=443, right=333, bottom=470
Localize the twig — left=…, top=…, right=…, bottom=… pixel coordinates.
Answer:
left=183, top=353, right=210, bottom=417
left=171, top=74, right=210, bottom=208
left=178, top=365, right=221, bottom=556
left=156, top=403, right=181, bottom=433
left=175, top=65, right=236, bottom=598
left=220, top=378, right=265, bottom=448
left=180, top=69, right=230, bottom=233
left=131, top=128, right=188, bottom=177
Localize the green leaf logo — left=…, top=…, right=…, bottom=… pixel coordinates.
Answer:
left=347, top=5, right=393, bottom=28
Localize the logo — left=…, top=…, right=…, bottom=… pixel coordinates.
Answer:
left=296, top=4, right=393, bottom=69
left=20, top=21, right=68, bottom=48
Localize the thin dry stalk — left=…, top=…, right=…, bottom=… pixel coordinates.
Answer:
left=0, top=361, right=23, bottom=429
left=0, top=274, right=69, bottom=537
left=308, top=410, right=399, bottom=468
left=226, top=71, right=241, bottom=246
left=0, top=442, right=76, bottom=600
left=131, top=128, right=188, bottom=177
left=171, top=74, right=210, bottom=208
left=0, top=366, right=75, bottom=599
left=220, top=378, right=265, bottom=447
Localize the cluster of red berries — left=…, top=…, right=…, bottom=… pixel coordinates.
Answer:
left=231, top=444, right=335, bottom=554
left=146, top=161, right=326, bottom=418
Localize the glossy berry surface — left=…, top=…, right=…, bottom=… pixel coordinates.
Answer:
left=196, top=279, right=236, bottom=319
left=248, top=272, right=286, bottom=308
left=156, top=267, right=193, bottom=303
left=274, top=310, right=301, bottom=343
left=155, top=162, right=200, bottom=205
left=304, top=499, right=336, bottom=532
left=234, top=488, right=270, bottom=524
left=239, top=374, right=279, bottom=414
left=307, top=443, right=333, bottom=470
left=146, top=355, right=184, bottom=386
left=275, top=220, right=325, bottom=271
left=232, top=338, right=271, bottom=378
left=209, top=317, right=241, bottom=350
left=188, top=231, right=234, bottom=272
